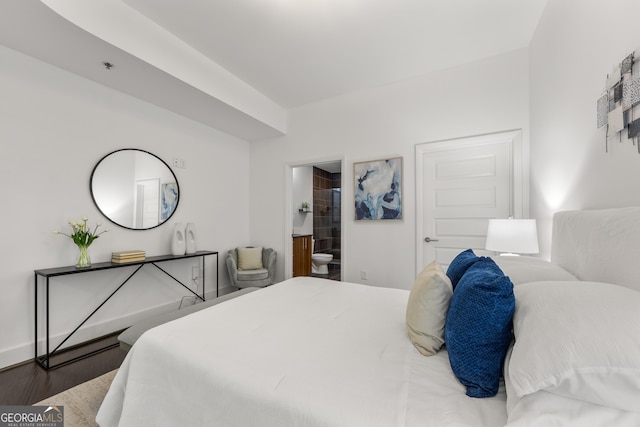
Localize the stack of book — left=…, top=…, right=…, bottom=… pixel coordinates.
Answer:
left=112, top=250, right=146, bottom=264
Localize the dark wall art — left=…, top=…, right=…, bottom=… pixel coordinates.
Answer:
left=598, top=51, right=640, bottom=152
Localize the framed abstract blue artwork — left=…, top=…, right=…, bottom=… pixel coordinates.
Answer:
left=161, top=182, right=179, bottom=220
left=354, top=157, right=402, bottom=220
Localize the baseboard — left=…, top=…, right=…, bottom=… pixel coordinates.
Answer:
left=0, top=286, right=235, bottom=370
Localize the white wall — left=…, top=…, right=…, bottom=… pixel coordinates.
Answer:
left=292, top=166, right=313, bottom=236
left=0, top=45, right=251, bottom=369
left=250, top=49, right=530, bottom=289
left=529, top=0, right=640, bottom=259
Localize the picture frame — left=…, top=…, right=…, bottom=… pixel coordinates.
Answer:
left=161, top=182, right=179, bottom=220
left=354, top=157, right=402, bottom=220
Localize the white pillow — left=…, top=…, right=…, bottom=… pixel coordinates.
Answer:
left=508, top=281, right=640, bottom=412
left=237, top=247, right=263, bottom=270
left=406, top=260, right=453, bottom=356
left=492, top=256, right=577, bottom=285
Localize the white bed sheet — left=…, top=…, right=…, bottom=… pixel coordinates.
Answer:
left=97, top=277, right=507, bottom=427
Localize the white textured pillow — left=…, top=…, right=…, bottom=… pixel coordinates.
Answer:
left=508, top=281, right=640, bottom=412
left=406, top=260, right=453, bottom=356
left=492, top=256, right=577, bottom=285
left=237, top=247, right=263, bottom=270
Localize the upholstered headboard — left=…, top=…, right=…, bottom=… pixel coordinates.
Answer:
left=551, top=207, right=640, bottom=291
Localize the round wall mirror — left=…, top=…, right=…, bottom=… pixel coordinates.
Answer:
left=90, top=149, right=180, bottom=230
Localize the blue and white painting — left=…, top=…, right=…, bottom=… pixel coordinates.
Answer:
left=161, top=182, right=179, bottom=221
left=354, top=157, right=402, bottom=220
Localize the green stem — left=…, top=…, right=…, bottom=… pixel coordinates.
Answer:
left=76, top=244, right=91, bottom=268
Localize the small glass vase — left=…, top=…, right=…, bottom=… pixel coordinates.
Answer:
left=76, top=244, right=91, bottom=268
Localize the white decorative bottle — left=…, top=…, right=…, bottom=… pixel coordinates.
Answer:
left=185, top=222, right=197, bottom=254
left=171, top=222, right=186, bottom=256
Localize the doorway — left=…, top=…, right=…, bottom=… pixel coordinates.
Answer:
left=135, top=178, right=159, bottom=229
left=287, top=159, right=344, bottom=281
left=415, top=130, right=526, bottom=275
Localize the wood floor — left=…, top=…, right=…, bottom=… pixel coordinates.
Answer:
left=0, top=333, right=126, bottom=405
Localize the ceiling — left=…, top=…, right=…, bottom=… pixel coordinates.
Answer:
left=122, top=0, right=548, bottom=108
left=0, top=0, right=548, bottom=140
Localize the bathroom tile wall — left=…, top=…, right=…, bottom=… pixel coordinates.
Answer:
left=313, top=167, right=341, bottom=260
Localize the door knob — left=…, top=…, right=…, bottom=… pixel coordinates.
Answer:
left=424, top=237, right=439, bottom=242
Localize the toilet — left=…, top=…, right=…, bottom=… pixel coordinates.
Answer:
left=311, top=239, right=333, bottom=275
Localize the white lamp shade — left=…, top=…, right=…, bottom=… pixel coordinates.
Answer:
left=485, top=219, right=539, bottom=254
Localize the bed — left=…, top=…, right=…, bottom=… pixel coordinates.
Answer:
left=97, top=207, right=640, bottom=426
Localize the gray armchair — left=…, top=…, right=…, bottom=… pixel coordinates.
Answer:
left=225, top=247, right=276, bottom=289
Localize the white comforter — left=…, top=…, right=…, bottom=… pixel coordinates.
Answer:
left=97, top=277, right=507, bottom=426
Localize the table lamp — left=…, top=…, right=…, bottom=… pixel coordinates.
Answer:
left=485, top=218, right=539, bottom=256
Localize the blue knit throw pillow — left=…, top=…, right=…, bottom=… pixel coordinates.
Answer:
left=446, top=249, right=480, bottom=289
left=444, top=257, right=515, bottom=398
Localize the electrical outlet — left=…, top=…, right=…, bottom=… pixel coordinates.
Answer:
left=192, top=265, right=200, bottom=279
left=173, top=158, right=186, bottom=168
left=361, top=270, right=367, bottom=280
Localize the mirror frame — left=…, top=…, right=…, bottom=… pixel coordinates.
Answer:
left=90, top=148, right=180, bottom=230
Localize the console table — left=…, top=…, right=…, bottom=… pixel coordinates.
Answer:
left=34, top=250, right=218, bottom=370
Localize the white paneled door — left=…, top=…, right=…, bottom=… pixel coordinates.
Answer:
left=415, top=130, right=524, bottom=275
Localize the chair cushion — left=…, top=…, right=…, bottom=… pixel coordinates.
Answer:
left=237, top=246, right=263, bottom=270
left=237, top=268, right=269, bottom=281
